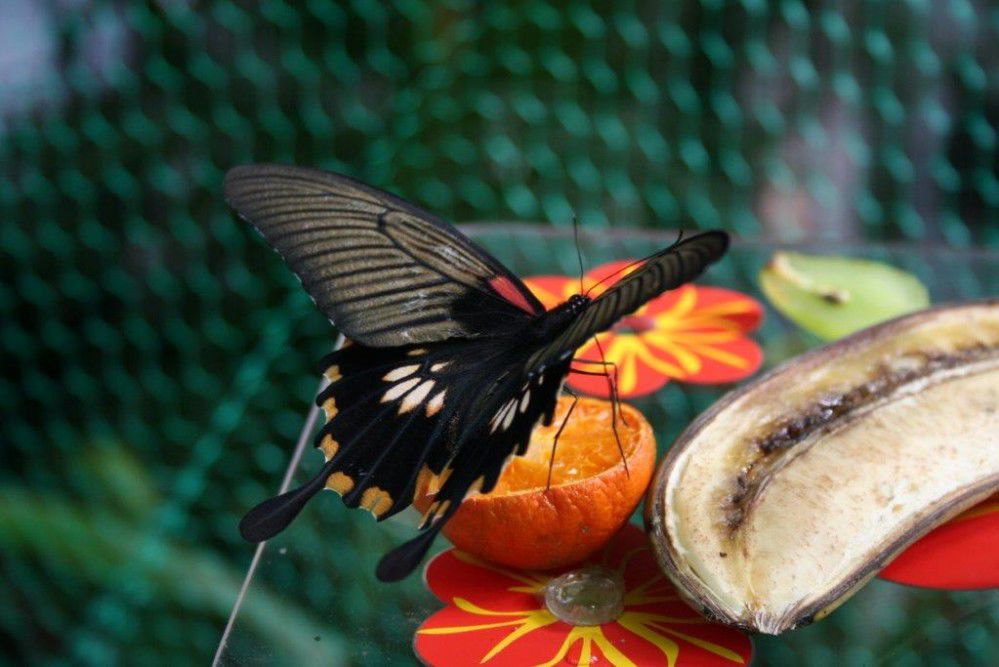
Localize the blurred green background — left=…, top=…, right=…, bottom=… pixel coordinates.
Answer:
left=1, top=1, right=997, bottom=664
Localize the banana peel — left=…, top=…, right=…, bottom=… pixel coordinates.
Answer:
left=646, top=300, right=999, bottom=634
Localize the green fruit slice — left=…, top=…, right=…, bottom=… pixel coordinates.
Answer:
left=759, top=252, right=929, bottom=341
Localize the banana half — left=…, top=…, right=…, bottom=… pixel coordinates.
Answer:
left=646, top=300, right=999, bottom=634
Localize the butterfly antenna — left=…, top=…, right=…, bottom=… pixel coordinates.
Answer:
left=572, top=214, right=585, bottom=294
left=547, top=390, right=579, bottom=490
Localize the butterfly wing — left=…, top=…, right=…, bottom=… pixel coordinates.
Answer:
left=376, top=354, right=574, bottom=581
left=240, top=341, right=466, bottom=542
left=525, top=231, right=730, bottom=372
left=224, top=164, right=544, bottom=347
left=239, top=336, right=563, bottom=545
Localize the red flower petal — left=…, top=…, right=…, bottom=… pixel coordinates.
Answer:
left=664, top=338, right=764, bottom=386
left=415, top=604, right=569, bottom=667
left=568, top=339, right=674, bottom=398
left=609, top=613, right=753, bottom=666
left=522, top=275, right=573, bottom=311
left=424, top=549, right=545, bottom=612
left=416, top=525, right=753, bottom=666
left=668, top=285, right=764, bottom=333
left=552, top=281, right=765, bottom=398
left=880, top=494, right=999, bottom=589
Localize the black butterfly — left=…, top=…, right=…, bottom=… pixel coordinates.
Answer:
left=224, top=164, right=729, bottom=581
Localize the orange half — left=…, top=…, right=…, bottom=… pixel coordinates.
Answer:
left=415, top=396, right=656, bottom=570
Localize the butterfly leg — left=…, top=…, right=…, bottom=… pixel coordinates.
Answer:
left=568, top=364, right=631, bottom=478
left=569, top=360, right=631, bottom=476
left=591, top=335, right=633, bottom=428
left=570, top=357, right=631, bottom=428
left=547, top=388, right=579, bottom=490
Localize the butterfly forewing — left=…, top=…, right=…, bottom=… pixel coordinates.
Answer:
left=224, top=164, right=543, bottom=347
left=526, top=231, right=729, bottom=373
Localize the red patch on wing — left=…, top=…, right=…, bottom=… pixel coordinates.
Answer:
left=489, top=276, right=537, bottom=314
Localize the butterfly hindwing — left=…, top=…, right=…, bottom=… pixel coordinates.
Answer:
left=239, top=344, right=452, bottom=542
left=224, top=164, right=544, bottom=347
left=239, top=337, right=558, bottom=546
left=375, top=357, right=572, bottom=581
left=314, top=343, right=459, bottom=520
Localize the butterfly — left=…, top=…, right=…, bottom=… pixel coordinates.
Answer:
left=224, top=164, right=729, bottom=581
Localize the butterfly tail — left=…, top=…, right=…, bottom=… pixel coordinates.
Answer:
left=239, top=459, right=338, bottom=542
left=375, top=521, right=446, bottom=582
left=375, top=491, right=464, bottom=582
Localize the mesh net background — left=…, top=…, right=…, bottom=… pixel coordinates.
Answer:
left=1, top=1, right=997, bottom=664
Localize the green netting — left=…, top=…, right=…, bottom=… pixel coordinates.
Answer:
left=1, top=1, right=998, bottom=664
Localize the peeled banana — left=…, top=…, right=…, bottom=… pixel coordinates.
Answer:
left=646, top=301, right=999, bottom=634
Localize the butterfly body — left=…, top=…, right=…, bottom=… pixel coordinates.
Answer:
left=526, top=293, right=592, bottom=348
left=224, top=164, right=729, bottom=580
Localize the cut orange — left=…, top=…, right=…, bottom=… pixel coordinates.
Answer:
left=415, top=396, right=655, bottom=571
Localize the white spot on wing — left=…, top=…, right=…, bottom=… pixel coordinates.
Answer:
left=426, top=389, right=447, bottom=417
left=383, top=365, right=419, bottom=382
left=519, top=390, right=531, bottom=413
left=430, top=362, right=450, bottom=372
left=382, top=377, right=420, bottom=403
left=501, top=402, right=517, bottom=430
left=490, top=400, right=515, bottom=433
left=399, top=380, right=435, bottom=414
